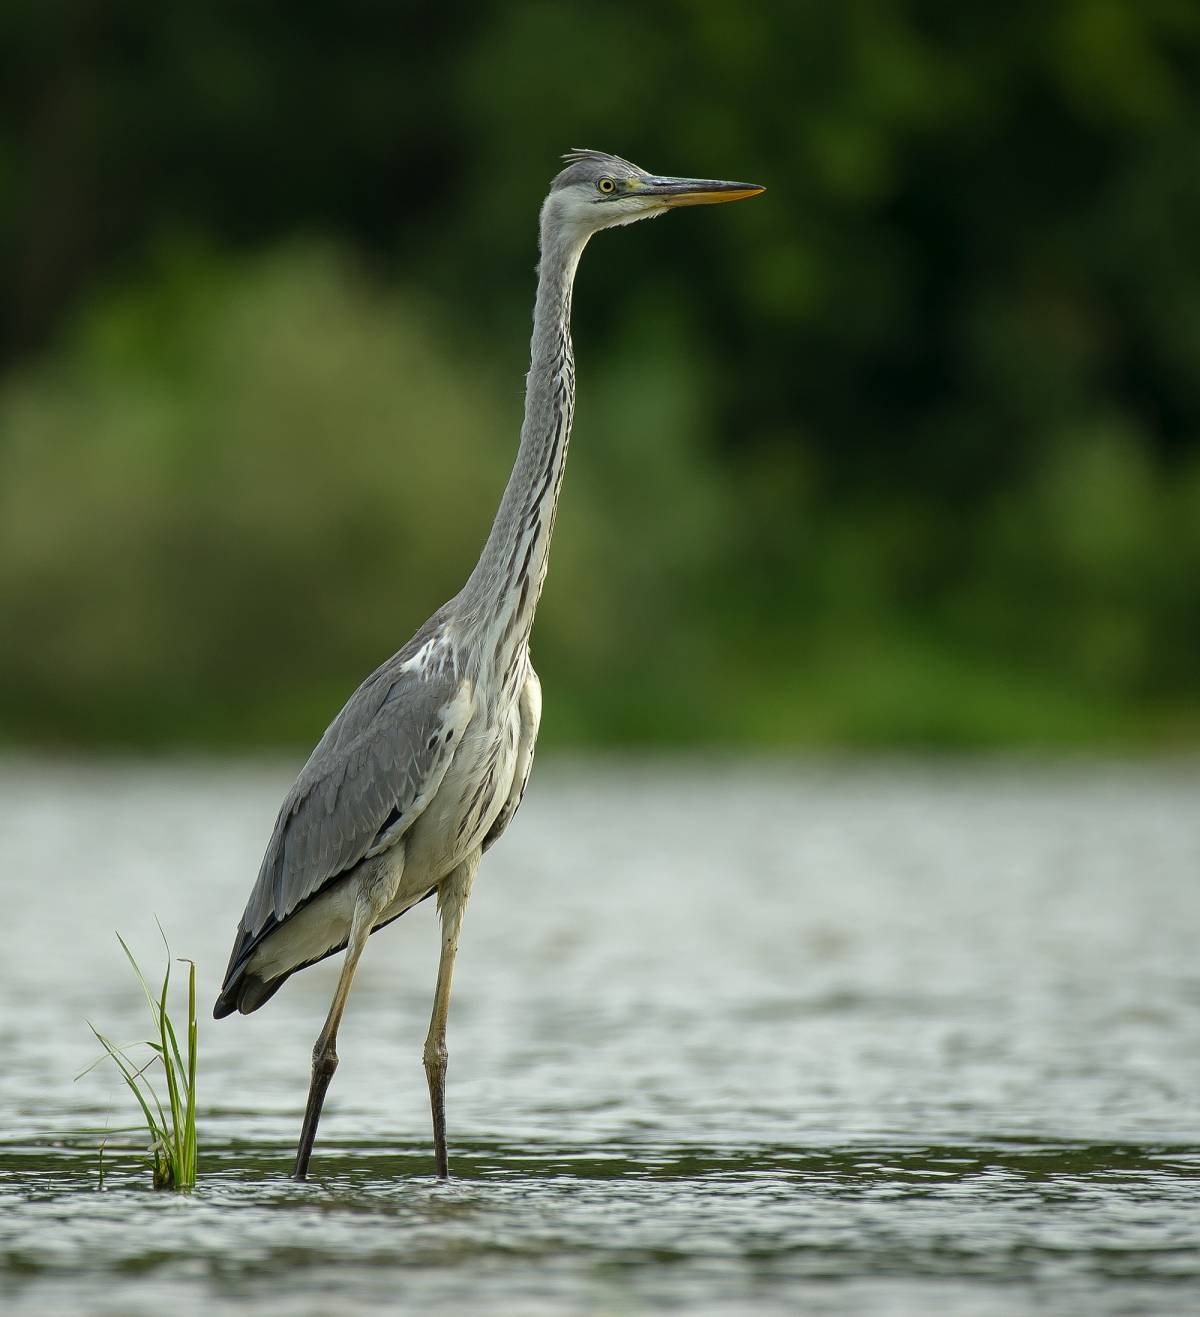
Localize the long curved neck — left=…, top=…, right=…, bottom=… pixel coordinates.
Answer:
left=459, top=214, right=586, bottom=663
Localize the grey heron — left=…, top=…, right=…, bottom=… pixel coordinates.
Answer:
left=214, top=149, right=764, bottom=1180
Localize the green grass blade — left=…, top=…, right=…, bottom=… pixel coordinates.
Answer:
left=161, top=1004, right=188, bottom=1081
left=156, top=921, right=190, bottom=1080
left=158, top=960, right=184, bottom=1151
left=88, top=1024, right=164, bottom=1145
left=116, top=932, right=159, bottom=1018
left=76, top=1037, right=160, bottom=1083
left=183, top=959, right=198, bottom=1182
left=154, top=928, right=194, bottom=1178
left=88, top=930, right=200, bottom=1190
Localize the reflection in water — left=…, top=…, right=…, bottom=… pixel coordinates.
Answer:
left=0, top=756, right=1198, bottom=1314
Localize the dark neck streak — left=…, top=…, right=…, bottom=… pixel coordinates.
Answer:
left=459, top=217, right=584, bottom=673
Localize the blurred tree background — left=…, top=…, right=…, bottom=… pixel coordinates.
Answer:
left=0, top=0, right=1197, bottom=749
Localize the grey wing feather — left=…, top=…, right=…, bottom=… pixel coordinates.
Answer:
left=227, top=619, right=473, bottom=971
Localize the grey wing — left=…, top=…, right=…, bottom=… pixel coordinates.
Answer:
left=219, top=626, right=473, bottom=989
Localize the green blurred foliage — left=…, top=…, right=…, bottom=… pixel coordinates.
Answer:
left=1, top=0, right=1198, bottom=748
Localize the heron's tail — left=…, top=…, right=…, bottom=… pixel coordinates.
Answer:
left=213, top=918, right=289, bottom=1018
left=211, top=883, right=439, bottom=1019
left=212, top=969, right=286, bottom=1018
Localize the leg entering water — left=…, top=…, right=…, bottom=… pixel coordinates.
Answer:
left=423, top=853, right=479, bottom=1180
left=293, top=893, right=378, bottom=1181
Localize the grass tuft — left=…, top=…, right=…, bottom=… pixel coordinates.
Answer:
left=79, top=925, right=198, bottom=1190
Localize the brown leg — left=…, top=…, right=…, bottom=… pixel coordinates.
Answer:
left=293, top=894, right=377, bottom=1181
left=423, top=855, right=478, bottom=1180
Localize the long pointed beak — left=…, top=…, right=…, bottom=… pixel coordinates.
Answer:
left=641, top=175, right=765, bottom=207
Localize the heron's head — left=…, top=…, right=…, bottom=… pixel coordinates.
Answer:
left=544, top=148, right=764, bottom=241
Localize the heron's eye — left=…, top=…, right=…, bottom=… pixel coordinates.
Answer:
left=597, top=177, right=617, bottom=195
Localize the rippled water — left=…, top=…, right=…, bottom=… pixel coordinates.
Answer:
left=1, top=755, right=1198, bottom=1314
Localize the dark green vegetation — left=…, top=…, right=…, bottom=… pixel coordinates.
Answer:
left=1, top=3, right=1198, bottom=748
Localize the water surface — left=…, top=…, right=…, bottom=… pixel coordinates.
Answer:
left=1, top=756, right=1198, bottom=1313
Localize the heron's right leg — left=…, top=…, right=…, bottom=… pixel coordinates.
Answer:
left=293, top=893, right=379, bottom=1181
left=423, top=853, right=479, bottom=1180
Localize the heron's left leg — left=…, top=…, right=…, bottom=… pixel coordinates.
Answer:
left=293, top=891, right=380, bottom=1181
left=423, top=852, right=479, bottom=1180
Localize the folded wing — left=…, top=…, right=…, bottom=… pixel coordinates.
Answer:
left=216, top=621, right=473, bottom=1010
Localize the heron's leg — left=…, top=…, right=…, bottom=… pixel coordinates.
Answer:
left=423, top=853, right=479, bottom=1180
left=293, top=893, right=378, bottom=1181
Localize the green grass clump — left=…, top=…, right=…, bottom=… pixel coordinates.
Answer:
left=83, top=930, right=198, bottom=1190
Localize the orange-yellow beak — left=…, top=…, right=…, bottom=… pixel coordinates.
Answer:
left=643, top=176, right=766, bottom=207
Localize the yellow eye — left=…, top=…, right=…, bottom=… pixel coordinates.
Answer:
left=597, top=177, right=616, bottom=194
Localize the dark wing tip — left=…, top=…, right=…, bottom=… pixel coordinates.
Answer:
left=213, top=921, right=272, bottom=1018
left=213, top=968, right=285, bottom=1018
